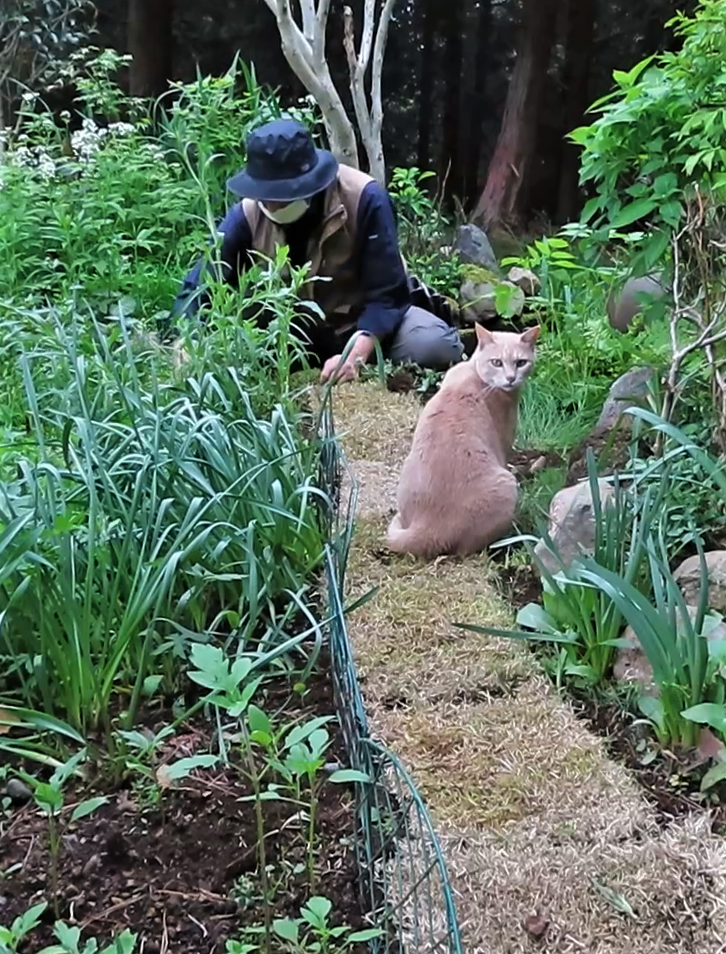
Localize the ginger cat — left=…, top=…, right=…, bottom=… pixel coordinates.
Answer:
left=386, top=323, right=540, bottom=559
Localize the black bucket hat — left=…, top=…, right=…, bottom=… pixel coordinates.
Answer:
left=226, top=119, right=339, bottom=202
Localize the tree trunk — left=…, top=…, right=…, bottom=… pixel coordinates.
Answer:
left=555, top=0, right=595, bottom=223
left=463, top=0, right=493, bottom=206
left=440, top=0, right=464, bottom=198
left=128, top=0, right=174, bottom=98
left=472, top=0, right=559, bottom=230
left=416, top=0, right=436, bottom=171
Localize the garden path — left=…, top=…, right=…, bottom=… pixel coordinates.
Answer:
left=331, top=379, right=726, bottom=954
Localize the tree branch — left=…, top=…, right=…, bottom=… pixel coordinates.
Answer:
left=313, top=0, right=332, bottom=65
left=342, top=0, right=397, bottom=184
left=358, top=0, right=377, bottom=73
left=277, top=0, right=316, bottom=69
left=343, top=5, right=372, bottom=146
left=298, top=0, right=316, bottom=47
left=261, top=0, right=358, bottom=165
left=370, top=0, right=396, bottom=142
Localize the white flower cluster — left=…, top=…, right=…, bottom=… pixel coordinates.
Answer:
left=3, top=117, right=142, bottom=180
left=10, top=144, right=57, bottom=180
left=70, top=118, right=136, bottom=163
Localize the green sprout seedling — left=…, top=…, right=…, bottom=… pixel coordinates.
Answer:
left=115, top=725, right=175, bottom=810
left=272, top=896, right=382, bottom=954
left=17, top=751, right=109, bottom=916
left=242, top=706, right=369, bottom=893
left=0, top=904, right=138, bottom=954
left=38, top=922, right=138, bottom=954
left=187, top=644, right=273, bottom=948
left=0, top=902, right=49, bottom=954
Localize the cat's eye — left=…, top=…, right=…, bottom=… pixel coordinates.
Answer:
left=515, top=359, right=529, bottom=367
left=490, top=358, right=503, bottom=367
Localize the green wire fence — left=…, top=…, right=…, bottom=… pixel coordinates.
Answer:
left=317, top=398, right=463, bottom=954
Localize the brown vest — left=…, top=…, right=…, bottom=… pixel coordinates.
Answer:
left=242, top=165, right=375, bottom=329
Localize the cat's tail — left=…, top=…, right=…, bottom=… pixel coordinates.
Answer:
left=386, top=513, right=438, bottom=559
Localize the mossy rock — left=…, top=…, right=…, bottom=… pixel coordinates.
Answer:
left=461, top=264, right=501, bottom=285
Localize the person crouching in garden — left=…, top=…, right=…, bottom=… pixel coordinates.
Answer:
left=169, top=118, right=463, bottom=384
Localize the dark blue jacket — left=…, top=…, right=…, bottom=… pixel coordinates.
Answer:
left=171, top=180, right=411, bottom=340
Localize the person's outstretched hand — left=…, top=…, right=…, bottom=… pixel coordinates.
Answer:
left=320, top=354, right=358, bottom=384
left=319, top=333, right=377, bottom=385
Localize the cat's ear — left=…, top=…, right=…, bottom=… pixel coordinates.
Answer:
left=520, top=325, right=541, bottom=346
left=475, top=323, right=495, bottom=347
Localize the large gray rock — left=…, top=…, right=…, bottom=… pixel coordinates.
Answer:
left=453, top=224, right=499, bottom=273
left=594, top=366, right=655, bottom=435
left=613, top=628, right=657, bottom=693
left=674, top=551, right=726, bottom=614
left=607, top=274, right=669, bottom=332
left=5, top=778, right=32, bottom=803
left=533, top=478, right=615, bottom=574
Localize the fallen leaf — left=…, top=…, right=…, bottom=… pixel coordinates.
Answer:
left=591, top=878, right=637, bottom=918
left=0, top=708, right=20, bottom=735
left=698, top=727, right=724, bottom=760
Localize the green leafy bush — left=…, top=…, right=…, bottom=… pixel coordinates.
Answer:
left=571, top=1, right=726, bottom=444
left=0, top=52, right=333, bottom=747
left=388, top=166, right=463, bottom=296
left=0, top=49, right=318, bottom=322
left=458, top=462, right=660, bottom=687
left=573, top=1, right=726, bottom=273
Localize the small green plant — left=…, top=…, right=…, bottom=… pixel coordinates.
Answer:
left=187, top=643, right=370, bottom=950
left=502, top=235, right=583, bottom=302
left=187, top=643, right=274, bottom=948
left=113, top=725, right=216, bottom=810
left=16, top=750, right=108, bottom=915
left=679, top=706, right=726, bottom=790
left=0, top=903, right=137, bottom=954
left=458, top=458, right=661, bottom=687
left=576, top=534, right=725, bottom=748
left=0, top=902, right=48, bottom=954
left=240, top=896, right=381, bottom=954
left=38, top=921, right=138, bottom=954
left=388, top=167, right=463, bottom=296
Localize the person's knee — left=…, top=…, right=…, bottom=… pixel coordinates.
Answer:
left=390, top=308, right=464, bottom=369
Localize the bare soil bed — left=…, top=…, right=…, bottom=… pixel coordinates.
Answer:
left=573, top=692, right=726, bottom=831
left=1, top=656, right=367, bottom=953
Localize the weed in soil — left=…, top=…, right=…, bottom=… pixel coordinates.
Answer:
left=572, top=692, right=726, bottom=833
left=1, top=663, right=368, bottom=954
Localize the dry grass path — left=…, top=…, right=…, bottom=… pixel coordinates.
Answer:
left=331, top=379, right=726, bottom=954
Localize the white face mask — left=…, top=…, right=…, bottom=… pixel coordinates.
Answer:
left=258, top=199, right=310, bottom=225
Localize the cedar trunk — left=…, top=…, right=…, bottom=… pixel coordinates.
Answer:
left=472, top=0, right=559, bottom=230
left=440, top=0, right=464, bottom=197
left=463, top=0, right=493, bottom=205
left=416, top=0, right=436, bottom=170
left=555, top=0, right=595, bottom=223
left=128, top=0, right=175, bottom=98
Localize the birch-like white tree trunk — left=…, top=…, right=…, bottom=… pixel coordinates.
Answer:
left=260, top=0, right=398, bottom=185
left=261, top=0, right=359, bottom=167
left=342, top=0, right=397, bottom=185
